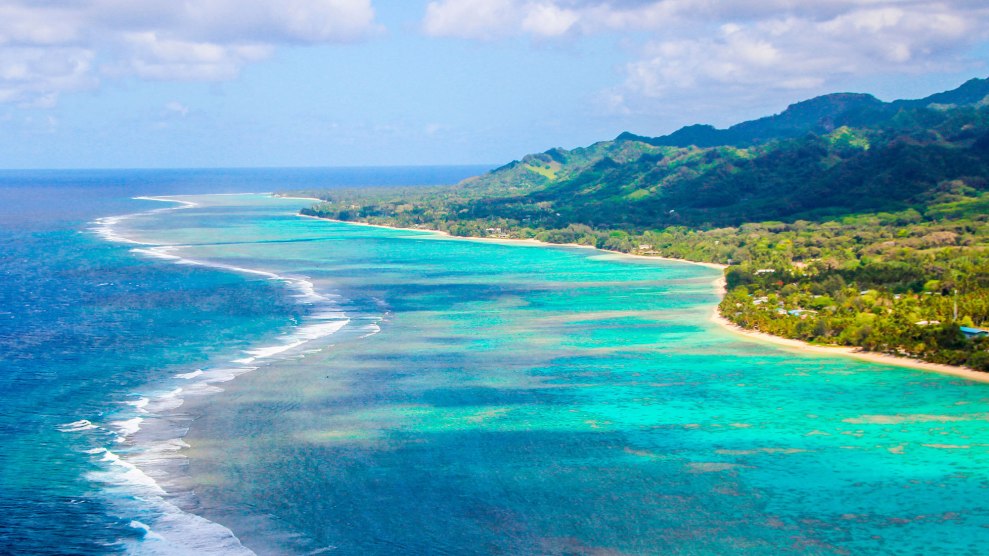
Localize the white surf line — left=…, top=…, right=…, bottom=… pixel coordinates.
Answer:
left=97, top=196, right=352, bottom=400
left=86, top=446, right=256, bottom=556
left=87, top=193, right=355, bottom=555
left=57, top=419, right=99, bottom=433
left=91, top=196, right=199, bottom=245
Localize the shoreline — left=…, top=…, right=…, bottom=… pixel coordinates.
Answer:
left=297, top=208, right=986, bottom=385
left=709, top=311, right=989, bottom=384
left=295, top=212, right=728, bottom=272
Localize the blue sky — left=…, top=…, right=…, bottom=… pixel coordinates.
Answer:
left=0, top=0, right=987, bottom=168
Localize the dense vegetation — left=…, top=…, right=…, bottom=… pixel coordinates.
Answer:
left=292, top=78, right=989, bottom=371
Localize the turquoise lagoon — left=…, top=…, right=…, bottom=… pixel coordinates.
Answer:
left=96, top=192, right=989, bottom=554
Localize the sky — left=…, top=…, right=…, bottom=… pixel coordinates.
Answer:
left=0, top=0, right=987, bottom=168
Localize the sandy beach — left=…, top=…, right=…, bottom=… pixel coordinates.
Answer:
left=296, top=211, right=728, bottom=271
left=709, top=311, right=989, bottom=384
left=296, top=208, right=988, bottom=385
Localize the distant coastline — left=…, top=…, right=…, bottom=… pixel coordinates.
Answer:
left=295, top=204, right=988, bottom=384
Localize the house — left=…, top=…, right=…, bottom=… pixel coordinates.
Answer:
left=787, top=309, right=817, bottom=318
left=960, top=326, right=989, bottom=339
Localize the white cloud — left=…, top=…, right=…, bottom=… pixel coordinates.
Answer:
left=521, top=4, right=580, bottom=37
left=624, top=3, right=982, bottom=102
left=165, top=101, right=190, bottom=117
left=0, top=0, right=378, bottom=106
left=107, top=33, right=273, bottom=81
left=422, top=0, right=989, bottom=116
left=423, top=0, right=581, bottom=38
left=423, top=0, right=519, bottom=39
left=0, top=47, right=96, bottom=105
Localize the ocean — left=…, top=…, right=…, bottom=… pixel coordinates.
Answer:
left=2, top=168, right=989, bottom=554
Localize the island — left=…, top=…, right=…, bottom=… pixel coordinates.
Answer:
left=288, top=77, right=989, bottom=374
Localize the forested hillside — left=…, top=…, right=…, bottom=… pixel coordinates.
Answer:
left=293, top=78, right=989, bottom=371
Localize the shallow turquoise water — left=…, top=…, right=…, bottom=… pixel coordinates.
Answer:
left=113, top=194, right=989, bottom=554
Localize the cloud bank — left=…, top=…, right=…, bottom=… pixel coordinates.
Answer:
left=0, top=0, right=377, bottom=105
left=423, top=0, right=989, bottom=113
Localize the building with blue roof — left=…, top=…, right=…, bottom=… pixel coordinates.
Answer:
left=960, top=326, right=989, bottom=339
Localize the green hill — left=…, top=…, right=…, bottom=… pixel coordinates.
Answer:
left=293, top=78, right=989, bottom=372
left=457, top=77, right=989, bottom=229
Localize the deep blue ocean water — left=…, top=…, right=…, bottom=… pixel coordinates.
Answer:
left=0, top=167, right=487, bottom=554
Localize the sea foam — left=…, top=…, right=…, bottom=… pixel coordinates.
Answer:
left=58, top=419, right=99, bottom=433
left=82, top=194, right=357, bottom=554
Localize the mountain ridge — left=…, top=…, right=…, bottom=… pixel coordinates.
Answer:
left=450, top=76, right=989, bottom=229
left=616, top=77, right=989, bottom=148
